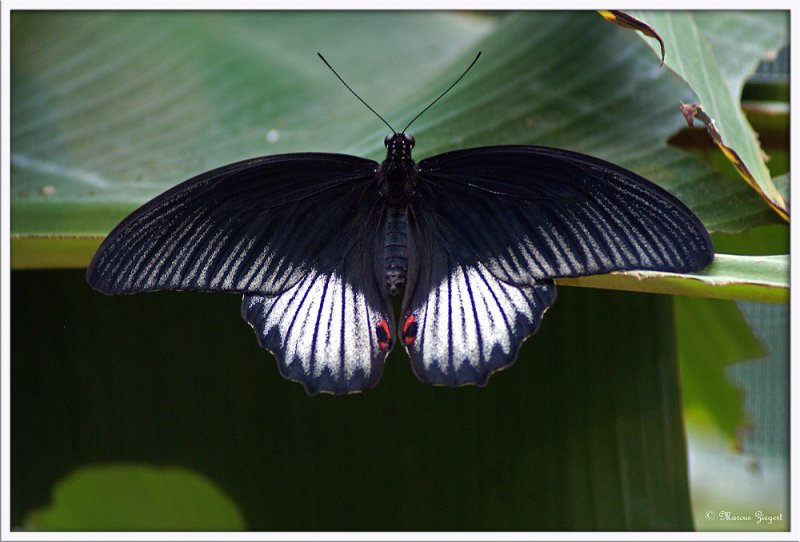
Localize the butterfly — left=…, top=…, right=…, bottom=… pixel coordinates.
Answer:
left=87, top=53, right=714, bottom=395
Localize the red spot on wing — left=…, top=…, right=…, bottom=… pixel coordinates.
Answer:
left=376, top=318, right=392, bottom=352
left=402, top=314, right=418, bottom=346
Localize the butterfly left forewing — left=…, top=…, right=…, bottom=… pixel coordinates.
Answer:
left=416, top=145, right=714, bottom=287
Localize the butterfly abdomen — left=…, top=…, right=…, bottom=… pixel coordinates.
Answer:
left=383, top=206, right=409, bottom=297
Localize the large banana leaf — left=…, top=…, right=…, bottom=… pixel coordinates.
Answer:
left=10, top=11, right=788, bottom=300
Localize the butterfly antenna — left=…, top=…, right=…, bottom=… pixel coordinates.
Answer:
left=401, top=51, right=481, bottom=134
left=318, top=53, right=397, bottom=135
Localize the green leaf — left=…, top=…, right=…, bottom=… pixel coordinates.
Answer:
left=558, top=254, right=788, bottom=304
left=24, top=464, right=246, bottom=531
left=11, top=11, right=493, bottom=235
left=711, top=223, right=789, bottom=256
left=630, top=11, right=789, bottom=220
left=676, top=297, right=765, bottom=440
left=13, top=13, right=775, bottom=247
left=773, top=172, right=789, bottom=206
left=693, top=11, right=787, bottom=96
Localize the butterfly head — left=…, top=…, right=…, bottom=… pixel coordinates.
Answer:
left=384, top=132, right=415, bottom=161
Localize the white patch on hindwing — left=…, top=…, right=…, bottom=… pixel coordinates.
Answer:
left=253, top=271, right=381, bottom=381
left=409, top=262, right=538, bottom=374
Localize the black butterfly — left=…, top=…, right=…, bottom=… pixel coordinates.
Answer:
left=87, top=53, right=714, bottom=395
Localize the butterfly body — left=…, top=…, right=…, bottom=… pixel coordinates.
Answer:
left=382, top=206, right=410, bottom=297
left=377, top=133, right=423, bottom=298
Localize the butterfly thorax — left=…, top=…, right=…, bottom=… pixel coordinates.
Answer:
left=378, top=133, right=418, bottom=207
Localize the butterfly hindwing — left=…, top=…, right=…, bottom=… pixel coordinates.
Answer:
left=416, top=146, right=714, bottom=286
left=87, top=154, right=378, bottom=296
left=241, top=216, right=393, bottom=395
left=401, top=213, right=557, bottom=387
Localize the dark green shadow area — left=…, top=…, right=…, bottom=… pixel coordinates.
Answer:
left=12, top=270, right=692, bottom=531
